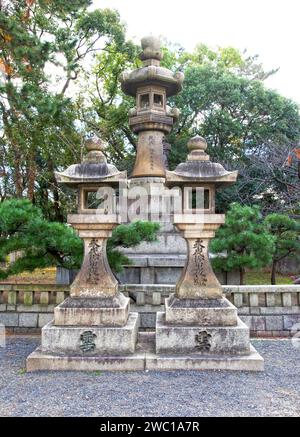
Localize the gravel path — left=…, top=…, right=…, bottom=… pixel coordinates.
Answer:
left=0, top=336, right=299, bottom=417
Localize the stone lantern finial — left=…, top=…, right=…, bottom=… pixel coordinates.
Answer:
left=84, top=137, right=106, bottom=164
left=187, top=135, right=209, bottom=161
left=140, top=35, right=163, bottom=64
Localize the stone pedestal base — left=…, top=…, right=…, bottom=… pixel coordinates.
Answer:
left=146, top=344, right=264, bottom=371
left=26, top=347, right=145, bottom=372
left=38, top=312, right=139, bottom=356
left=165, top=294, right=237, bottom=326
left=54, top=294, right=129, bottom=327
left=156, top=312, right=250, bottom=355
left=26, top=332, right=264, bottom=372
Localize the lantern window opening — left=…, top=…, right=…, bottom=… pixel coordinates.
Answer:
left=153, top=93, right=163, bottom=107
left=184, top=187, right=212, bottom=213
left=140, top=94, right=150, bottom=110
left=79, top=187, right=117, bottom=213
left=85, top=189, right=107, bottom=211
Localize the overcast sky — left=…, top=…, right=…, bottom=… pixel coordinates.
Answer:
left=93, top=0, right=300, bottom=104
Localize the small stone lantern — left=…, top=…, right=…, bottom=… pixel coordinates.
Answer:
left=153, top=135, right=263, bottom=363
left=55, top=137, right=126, bottom=299
left=26, top=138, right=140, bottom=370
left=166, top=135, right=238, bottom=300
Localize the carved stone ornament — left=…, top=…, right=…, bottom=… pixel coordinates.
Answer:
left=195, top=330, right=212, bottom=352
left=193, top=239, right=207, bottom=286
left=80, top=330, right=97, bottom=353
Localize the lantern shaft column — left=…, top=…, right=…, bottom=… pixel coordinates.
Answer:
left=68, top=216, right=118, bottom=298
left=174, top=219, right=225, bottom=300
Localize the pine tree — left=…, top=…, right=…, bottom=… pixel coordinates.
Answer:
left=264, top=214, right=300, bottom=284
left=0, top=199, right=160, bottom=278
left=210, top=203, right=275, bottom=284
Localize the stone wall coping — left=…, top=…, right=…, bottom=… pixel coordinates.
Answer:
left=120, top=284, right=300, bottom=293
left=0, top=284, right=69, bottom=292
left=223, top=285, right=300, bottom=293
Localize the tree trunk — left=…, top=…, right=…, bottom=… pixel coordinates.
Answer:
left=239, top=267, right=245, bottom=285
left=13, top=147, right=23, bottom=198
left=47, top=159, right=64, bottom=222
left=271, top=260, right=277, bottom=285
left=27, top=152, right=37, bottom=201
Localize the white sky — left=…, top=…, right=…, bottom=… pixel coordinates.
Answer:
left=93, top=0, right=300, bottom=104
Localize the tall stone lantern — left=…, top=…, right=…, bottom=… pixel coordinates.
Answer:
left=120, top=35, right=183, bottom=178
left=27, top=138, right=141, bottom=371
left=119, top=36, right=186, bottom=285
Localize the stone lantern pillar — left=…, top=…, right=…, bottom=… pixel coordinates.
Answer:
left=26, top=139, right=142, bottom=371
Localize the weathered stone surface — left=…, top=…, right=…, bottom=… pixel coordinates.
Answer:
left=68, top=220, right=119, bottom=298
left=155, top=312, right=250, bottom=355
left=40, top=292, right=49, bottom=306
left=250, top=316, right=266, bottom=331
left=266, top=293, right=275, bottom=307
left=152, top=292, right=162, bottom=306
left=282, top=293, right=292, bottom=307
left=283, top=315, right=300, bottom=330
left=38, top=313, right=53, bottom=328
left=233, top=293, right=243, bottom=308
left=174, top=219, right=225, bottom=299
left=26, top=347, right=145, bottom=372
left=249, top=293, right=259, bottom=307
left=165, top=294, right=237, bottom=326
left=19, top=313, right=38, bottom=327
left=56, top=292, right=65, bottom=305
left=17, top=304, right=55, bottom=313
left=250, top=308, right=261, bottom=315
left=140, top=267, right=155, bottom=284
left=8, top=291, right=17, bottom=306
left=265, top=316, right=283, bottom=331
left=139, top=312, right=157, bottom=328
left=136, top=292, right=145, bottom=306
left=260, top=306, right=300, bottom=315
left=0, top=313, right=18, bottom=326
left=239, top=315, right=251, bottom=329
left=23, top=291, right=33, bottom=306
left=26, top=331, right=263, bottom=372
left=41, top=313, right=139, bottom=355
left=146, top=344, right=264, bottom=372
left=54, top=294, right=129, bottom=327
left=6, top=305, right=16, bottom=312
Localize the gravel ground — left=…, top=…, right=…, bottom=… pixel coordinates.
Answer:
left=0, top=336, right=299, bottom=417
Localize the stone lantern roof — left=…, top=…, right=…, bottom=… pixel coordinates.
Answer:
left=55, top=137, right=126, bottom=186
left=166, top=135, right=238, bottom=187
left=120, top=36, right=184, bottom=97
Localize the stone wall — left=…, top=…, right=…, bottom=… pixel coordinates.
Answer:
left=0, top=283, right=300, bottom=337
left=0, top=284, right=68, bottom=333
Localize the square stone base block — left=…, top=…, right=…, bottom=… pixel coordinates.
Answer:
left=54, top=293, right=129, bottom=327
left=146, top=344, right=264, bottom=371
left=156, top=312, right=250, bottom=355
left=26, top=347, right=145, bottom=372
left=40, top=312, right=139, bottom=355
left=26, top=332, right=264, bottom=372
left=165, top=294, right=237, bottom=326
